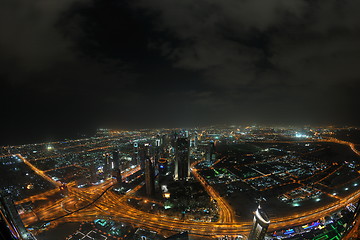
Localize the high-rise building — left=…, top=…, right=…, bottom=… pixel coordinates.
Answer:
left=154, top=139, right=162, bottom=163
left=155, top=138, right=161, bottom=147
left=185, top=130, right=189, bottom=138
left=161, top=134, right=168, bottom=146
left=103, top=153, right=111, bottom=178
left=190, top=133, right=199, bottom=149
left=133, top=142, right=148, bottom=170
left=158, top=158, right=168, bottom=177
left=207, top=142, right=215, bottom=161
left=139, top=146, right=148, bottom=170
left=158, top=158, right=168, bottom=188
left=145, top=157, right=155, bottom=197
left=112, top=151, right=122, bottom=183
left=0, top=191, right=37, bottom=240
left=132, top=142, right=140, bottom=166
left=194, top=133, right=198, bottom=148
left=90, top=160, right=97, bottom=183
left=248, top=205, right=270, bottom=240
left=174, top=138, right=190, bottom=181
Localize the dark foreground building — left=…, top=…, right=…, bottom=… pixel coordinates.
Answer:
left=145, top=157, right=155, bottom=197
left=174, top=138, right=190, bottom=181
left=112, top=151, right=122, bottom=183
left=0, top=191, right=36, bottom=240
left=248, top=206, right=270, bottom=240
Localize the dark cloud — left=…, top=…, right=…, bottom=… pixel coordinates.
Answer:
left=0, top=0, right=88, bottom=79
left=132, top=0, right=360, bottom=120
left=1, top=0, right=360, bottom=145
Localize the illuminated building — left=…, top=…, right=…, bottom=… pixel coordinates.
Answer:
left=112, top=151, right=122, bottom=183
left=145, top=157, right=155, bottom=197
left=103, top=153, right=111, bottom=178
left=158, top=158, right=168, bottom=176
left=132, top=142, right=140, bottom=166
left=154, top=138, right=162, bottom=162
left=158, top=158, right=168, bottom=187
left=248, top=206, right=270, bottom=240
left=139, top=144, right=152, bottom=170
left=190, top=133, right=198, bottom=148
left=90, top=160, right=97, bottom=183
left=207, top=142, right=215, bottom=161
left=155, top=138, right=161, bottom=147
left=174, top=138, right=190, bottom=181
left=185, top=130, right=189, bottom=138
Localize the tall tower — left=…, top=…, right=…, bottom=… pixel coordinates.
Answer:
left=248, top=205, right=270, bottom=240
left=112, top=151, right=122, bottom=183
left=154, top=138, right=162, bottom=162
left=103, top=153, right=111, bottom=178
left=174, top=138, right=190, bottom=181
left=139, top=146, right=148, bottom=170
left=158, top=158, right=168, bottom=177
left=132, top=142, right=140, bottom=166
left=194, top=133, right=198, bottom=148
left=207, top=142, right=215, bottom=161
left=90, top=160, right=97, bottom=183
left=145, top=157, right=155, bottom=197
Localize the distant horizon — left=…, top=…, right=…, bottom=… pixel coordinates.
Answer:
left=2, top=124, right=360, bottom=147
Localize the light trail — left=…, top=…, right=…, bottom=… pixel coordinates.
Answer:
left=191, top=159, right=236, bottom=223
left=16, top=137, right=360, bottom=238
left=122, top=165, right=141, bottom=180
left=16, top=154, right=61, bottom=187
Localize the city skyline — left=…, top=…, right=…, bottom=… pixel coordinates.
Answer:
left=1, top=1, right=360, bottom=239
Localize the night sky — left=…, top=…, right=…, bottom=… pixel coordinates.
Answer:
left=1, top=0, right=360, bottom=145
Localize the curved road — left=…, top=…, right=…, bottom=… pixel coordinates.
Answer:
left=18, top=138, right=360, bottom=238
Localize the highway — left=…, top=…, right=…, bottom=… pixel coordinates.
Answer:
left=15, top=137, right=360, bottom=238
left=191, top=159, right=236, bottom=223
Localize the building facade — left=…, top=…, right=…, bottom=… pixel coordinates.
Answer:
left=248, top=206, right=270, bottom=240
left=174, top=138, right=190, bottom=181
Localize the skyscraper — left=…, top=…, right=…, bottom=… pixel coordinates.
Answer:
left=155, top=138, right=161, bottom=147
left=139, top=145, right=148, bottom=170
left=190, top=133, right=198, bottom=148
left=158, top=158, right=168, bottom=177
left=248, top=205, right=270, bottom=240
left=112, top=151, right=122, bottom=183
left=103, top=153, right=111, bottom=178
left=145, top=157, right=155, bottom=197
left=174, top=138, right=190, bottom=181
left=132, top=142, right=140, bottom=166
left=90, top=160, right=97, bottom=183
left=207, top=142, right=215, bottom=161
